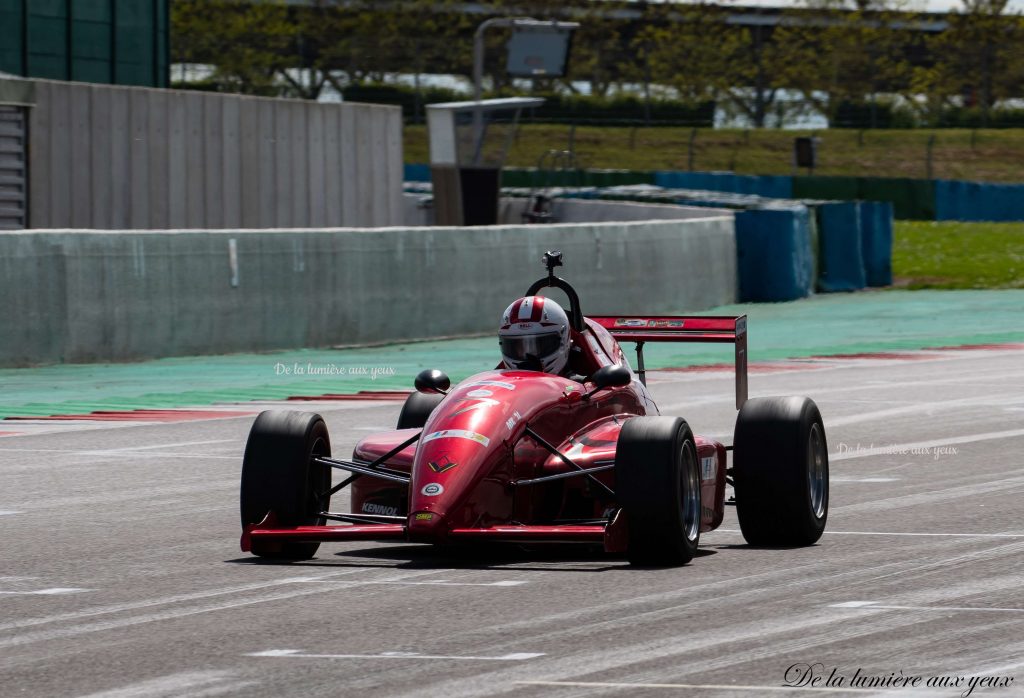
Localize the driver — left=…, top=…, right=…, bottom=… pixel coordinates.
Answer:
left=499, top=296, right=573, bottom=375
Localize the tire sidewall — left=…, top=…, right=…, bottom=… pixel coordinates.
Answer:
left=616, top=416, right=700, bottom=565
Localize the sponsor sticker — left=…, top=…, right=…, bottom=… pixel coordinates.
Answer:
left=362, top=502, right=399, bottom=516
left=464, top=380, right=515, bottom=391
left=421, top=483, right=444, bottom=496
left=614, top=319, right=647, bottom=328
left=422, top=429, right=491, bottom=448
left=651, top=320, right=685, bottom=328
left=701, top=456, right=717, bottom=481
left=414, top=512, right=434, bottom=521
left=428, top=454, right=458, bottom=473
left=505, top=410, right=522, bottom=431
left=467, top=389, right=493, bottom=398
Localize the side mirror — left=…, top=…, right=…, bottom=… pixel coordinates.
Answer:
left=586, top=364, right=631, bottom=398
left=414, top=369, right=450, bottom=395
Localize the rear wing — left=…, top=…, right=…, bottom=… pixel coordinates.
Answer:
left=589, top=315, right=748, bottom=409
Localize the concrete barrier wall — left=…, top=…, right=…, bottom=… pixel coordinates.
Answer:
left=0, top=216, right=736, bottom=366
left=499, top=198, right=731, bottom=224
left=24, top=79, right=403, bottom=229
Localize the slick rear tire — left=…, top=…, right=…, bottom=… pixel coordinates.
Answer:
left=396, top=392, right=444, bottom=430
left=240, top=411, right=332, bottom=560
left=615, top=416, right=701, bottom=566
left=733, top=396, right=828, bottom=547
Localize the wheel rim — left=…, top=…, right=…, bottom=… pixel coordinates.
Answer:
left=309, top=435, right=330, bottom=515
left=807, top=422, right=826, bottom=519
left=681, top=442, right=701, bottom=542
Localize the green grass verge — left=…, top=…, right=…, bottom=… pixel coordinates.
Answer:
left=404, top=125, right=1024, bottom=183
left=893, top=221, right=1024, bottom=289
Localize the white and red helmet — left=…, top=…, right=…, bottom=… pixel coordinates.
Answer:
left=499, top=296, right=571, bottom=374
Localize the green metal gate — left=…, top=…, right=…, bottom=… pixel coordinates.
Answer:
left=0, top=0, right=169, bottom=88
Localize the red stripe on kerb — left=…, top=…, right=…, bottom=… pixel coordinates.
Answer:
left=5, top=409, right=255, bottom=422
left=660, top=362, right=811, bottom=374
left=287, top=391, right=411, bottom=401
left=925, top=343, right=1024, bottom=352
left=808, top=352, right=932, bottom=361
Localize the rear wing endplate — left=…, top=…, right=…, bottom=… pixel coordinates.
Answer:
left=589, top=315, right=748, bottom=409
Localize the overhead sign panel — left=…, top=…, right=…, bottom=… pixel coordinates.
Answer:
left=505, top=25, right=575, bottom=77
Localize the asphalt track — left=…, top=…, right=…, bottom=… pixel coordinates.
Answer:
left=1, top=346, right=1023, bottom=697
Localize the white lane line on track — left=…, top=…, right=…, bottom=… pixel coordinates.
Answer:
left=831, top=478, right=901, bottom=483
left=0, top=570, right=368, bottom=633
left=829, top=428, right=1024, bottom=461
left=76, top=671, right=255, bottom=698
left=516, top=681, right=882, bottom=693
left=826, top=395, right=1024, bottom=428
left=0, top=569, right=458, bottom=649
left=0, top=447, right=236, bottom=460
left=830, top=601, right=1024, bottom=613
left=86, top=439, right=235, bottom=453
left=0, top=588, right=90, bottom=596
left=292, top=579, right=527, bottom=588
left=0, top=510, right=21, bottom=516
left=715, top=529, right=1024, bottom=539
left=248, top=649, right=544, bottom=661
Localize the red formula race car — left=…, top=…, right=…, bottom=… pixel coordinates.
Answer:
left=240, top=252, right=829, bottom=566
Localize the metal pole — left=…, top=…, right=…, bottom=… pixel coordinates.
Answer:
left=473, top=18, right=510, bottom=165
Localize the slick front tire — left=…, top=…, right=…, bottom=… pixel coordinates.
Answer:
left=240, top=411, right=332, bottom=560
left=396, top=392, right=444, bottom=430
left=615, top=416, right=701, bottom=566
left=733, top=396, right=828, bottom=546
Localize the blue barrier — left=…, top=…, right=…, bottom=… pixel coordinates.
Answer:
left=983, top=182, right=1024, bottom=221
left=404, top=163, right=432, bottom=182
left=816, top=202, right=866, bottom=292
left=927, top=179, right=1024, bottom=222
left=734, top=206, right=815, bottom=302
left=859, top=202, right=893, bottom=287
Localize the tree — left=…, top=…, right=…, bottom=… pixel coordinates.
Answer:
left=914, top=0, right=1024, bottom=126
left=172, top=0, right=296, bottom=97
left=638, top=4, right=729, bottom=107
left=769, top=0, right=912, bottom=127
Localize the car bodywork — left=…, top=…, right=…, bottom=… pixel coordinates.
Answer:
left=242, top=273, right=749, bottom=555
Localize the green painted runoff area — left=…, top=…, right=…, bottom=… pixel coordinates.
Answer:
left=2, top=290, right=1022, bottom=419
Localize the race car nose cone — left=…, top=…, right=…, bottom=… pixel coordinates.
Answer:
left=407, top=510, right=446, bottom=543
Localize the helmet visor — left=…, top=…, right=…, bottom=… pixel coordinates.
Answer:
left=500, top=332, right=562, bottom=362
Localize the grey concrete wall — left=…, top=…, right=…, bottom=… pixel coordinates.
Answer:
left=405, top=196, right=730, bottom=228
left=0, top=216, right=736, bottom=366
left=500, top=197, right=730, bottom=225
left=24, top=80, right=403, bottom=230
